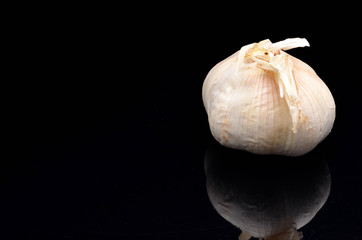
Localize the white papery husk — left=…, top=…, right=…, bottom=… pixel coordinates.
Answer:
left=202, top=38, right=335, bottom=156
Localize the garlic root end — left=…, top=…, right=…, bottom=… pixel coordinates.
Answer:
left=239, top=231, right=252, bottom=240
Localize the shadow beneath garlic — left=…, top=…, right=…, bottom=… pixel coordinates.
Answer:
left=204, top=145, right=331, bottom=240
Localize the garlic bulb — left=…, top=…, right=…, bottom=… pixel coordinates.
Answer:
left=202, top=38, right=335, bottom=156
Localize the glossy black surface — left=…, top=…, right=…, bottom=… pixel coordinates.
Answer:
left=4, top=6, right=362, bottom=240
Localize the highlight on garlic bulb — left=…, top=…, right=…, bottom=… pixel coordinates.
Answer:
left=204, top=146, right=331, bottom=240
left=202, top=38, right=335, bottom=156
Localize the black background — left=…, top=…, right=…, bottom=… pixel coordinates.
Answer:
left=3, top=4, right=362, bottom=240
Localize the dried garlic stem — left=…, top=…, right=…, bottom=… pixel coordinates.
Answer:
left=270, top=38, right=310, bottom=51
left=243, top=38, right=310, bottom=132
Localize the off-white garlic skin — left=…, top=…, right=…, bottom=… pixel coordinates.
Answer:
left=202, top=38, right=335, bottom=156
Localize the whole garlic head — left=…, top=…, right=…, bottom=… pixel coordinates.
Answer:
left=202, top=38, right=335, bottom=156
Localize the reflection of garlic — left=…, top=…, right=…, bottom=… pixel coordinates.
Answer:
left=202, top=38, right=335, bottom=156
left=204, top=146, right=331, bottom=240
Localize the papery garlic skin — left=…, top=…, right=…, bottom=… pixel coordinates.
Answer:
left=202, top=38, right=335, bottom=156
